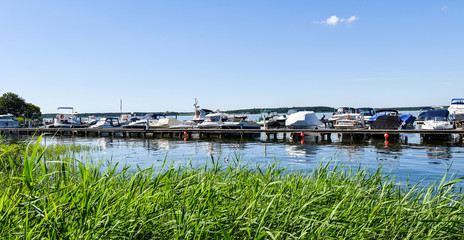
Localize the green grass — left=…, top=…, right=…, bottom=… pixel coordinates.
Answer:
left=1, top=135, right=464, bottom=239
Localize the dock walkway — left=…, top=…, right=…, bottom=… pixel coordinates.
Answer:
left=1, top=127, right=464, bottom=142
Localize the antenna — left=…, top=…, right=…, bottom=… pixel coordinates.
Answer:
left=120, top=99, right=122, bottom=113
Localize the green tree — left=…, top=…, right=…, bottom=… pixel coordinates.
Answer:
left=0, top=92, right=26, bottom=117
left=0, top=92, right=41, bottom=119
left=24, top=103, right=41, bottom=119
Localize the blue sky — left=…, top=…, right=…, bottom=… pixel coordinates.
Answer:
left=1, top=1, right=463, bottom=113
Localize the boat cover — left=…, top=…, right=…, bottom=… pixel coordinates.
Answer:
left=285, top=111, right=323, bottom=128
left=370, top=115, right=402, bottom=130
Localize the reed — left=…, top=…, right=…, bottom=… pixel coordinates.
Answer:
left=0, top=136, right=463, bottom=239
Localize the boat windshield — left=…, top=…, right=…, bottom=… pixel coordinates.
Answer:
left=207, top=116, right=221, bottom=122
left=425, top=116, right=448, bottom=121
left=0, top=115, right=15, bottom=120
left=334, top=107, right=359, bottom=114
left=358, top=108, right=375, bottom=116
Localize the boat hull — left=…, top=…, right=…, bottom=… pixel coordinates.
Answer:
left=421, top=121, right=454, bottom=130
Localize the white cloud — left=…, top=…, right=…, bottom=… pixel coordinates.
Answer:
left=346, top=16, right=358, bottom=23
left=317, top=15, right=358, bottom=26
left=441, top=5, right=448, bottom=11
left=326, top=15, right=339, bottom=25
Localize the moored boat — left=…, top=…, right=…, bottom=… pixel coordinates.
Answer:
left=198, top=112, right=230, bottom=129
left=334, top=114, right=365, bottom=129
left=47, top=107, right=83, bottom=128
left=448, top=98, right=464, bottom=121
left=421, top=109, right=454, bottom=130
left=221, top=115, right=260, bottom=129
left=328, top=107, right=360, bottom=126
left=358, top=108, right=376, bottom=124
left=89, top=117, right=122, bottom=129
left=0, top=114, right=21, bottom=128
left=285, top=111, right=324, bottom=129
left=368, top=110, right=402, bottom=130
left=257, top=110, right=280, bottom=127
left=368, top=109, right=415, bottom=129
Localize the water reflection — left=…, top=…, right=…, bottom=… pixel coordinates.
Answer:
left=425, top=146, right=452, bottom=164
left=34, top=134, right=464, bottom=186
left=285, top=143, right=319, bottom=159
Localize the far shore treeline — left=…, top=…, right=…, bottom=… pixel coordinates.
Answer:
left=42, top=106, right=446, bottom=118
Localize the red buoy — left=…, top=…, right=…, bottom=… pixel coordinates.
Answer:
left=184, top=131, right=188, bottom=135
left=300, top=132, right=305, bottom=137
left=384, top=133, right=389, bottom=139
left=184, top=137, right=188, bottom=141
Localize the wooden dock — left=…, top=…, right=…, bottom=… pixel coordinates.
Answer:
left=1, top=127, right=464, bottom=142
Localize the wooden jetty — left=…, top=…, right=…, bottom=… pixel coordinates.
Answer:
left=1, top=127, right=464, bottom=143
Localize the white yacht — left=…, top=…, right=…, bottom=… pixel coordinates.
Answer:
left=257, top=110, right=280, bottom=127
left=285, top=111, right=324, bottom=129
left=47, top=107, right=82, bottom=128
left=0, top=114, right=21, bottom=128
left=358, top=108, right=376, bottom=124
left=120, top=113, right=139, bottom=125
left=221, top=115, right=260, bottom=129
left=334, top=114, right=365, bottom=129
left=89, top=117, right=122, bottom=129
left=421, top=109, right=454, bottom=130
left=125, top=113, right=180, bottom=129
left=170, top=99, right=214, bottom=129
left=192, top=98, right=213, bottom=122
left=328, top=107, right=360, bottom=125
left=448, top=98, right=464, bottom=121
left=150, top=118, right=181, bottom=128
left=198, top=112, right=230, bottom=129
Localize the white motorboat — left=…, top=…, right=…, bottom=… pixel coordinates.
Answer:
left=89, top=117, right=122, bottom=129
left=285, top=111, right=324, bottom=129
left=334, top=114, right=365, bottom=129
left=169, top=120, right=201, bottom=129
left=150, top=118, right=181, bottom=128
left=124, top=113, right=163, bottom=128
left=125, top=113, right=181, bottom=129
left=421, top=109, right=454, bottom=130
left=170, top=98, right=214, bottom=129
left=221, top=115, right=260, bottom=129
left=257, top=110, right=280, bottom=127
left=120, top=113, right=139, bottom=125
left=47, top=107, right=82, bottom=128
left=0, top=114, right=21, bottom=128
left=448, top=98, right=464, bottom=121
left=198, top=112, right=230, bottom=129
left=328, top=107, right=360, bottom=125
left=192, top=98, right=214, bottom=122
left=358, top=108, right=376, bottom=124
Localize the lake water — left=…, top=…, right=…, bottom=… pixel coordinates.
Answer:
left=39, top=112, right=464, bottom=186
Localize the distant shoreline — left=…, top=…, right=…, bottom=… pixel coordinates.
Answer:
left=41, top=106, right=447, bottom=118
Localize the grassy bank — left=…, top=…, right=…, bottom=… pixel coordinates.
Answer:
left=1, top=136, right=464, bottom=239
